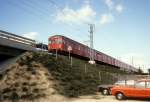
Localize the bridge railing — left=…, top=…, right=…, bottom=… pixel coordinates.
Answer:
left=0, top=30, right=36, bottom=47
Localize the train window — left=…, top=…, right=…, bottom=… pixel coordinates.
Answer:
left=104, top=56, right=106, bottom=60
left=57, top=39, right=62, bottom=44
left=48, top=40, right=51, bottom=44
left=88, top=49, right=90, bottom=53
left=63, top=40, right=65, bottom=44
left=49, top=39, right=56, bottom=44
left=78, top=45, right=80, bottom=50
left=52, top=40, right=56, bottom=44
left=52, top=38, right=62, bottom=44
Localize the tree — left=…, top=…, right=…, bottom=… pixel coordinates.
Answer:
left=137, top=67, right=143, bottom=74
left=148, top=69, right=150, bottom=75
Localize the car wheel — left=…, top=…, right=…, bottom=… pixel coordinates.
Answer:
left=115, top=92, right=125, bottom=100
left=102, top=89, right=109, bottom=95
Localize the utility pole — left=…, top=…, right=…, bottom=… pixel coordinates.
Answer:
left=56, top=49, right=58, bottom=60
left=90, top=24, right=94, bottom=61
left=88, top=24, right=95, bottom=64
left=70, top=56, right=72, bottom=67
left=131, top=56, right=134, bottom=66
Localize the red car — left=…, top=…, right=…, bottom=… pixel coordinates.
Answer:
left=111, top=79, right=150, bottom=100
left=98, top=80, right=135, bottom=95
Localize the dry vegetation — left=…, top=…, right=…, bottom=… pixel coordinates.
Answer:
left=0, top=52, right=127, bottom=102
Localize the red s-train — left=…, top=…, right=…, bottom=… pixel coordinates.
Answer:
left=48, top=35, right=137, bottom=72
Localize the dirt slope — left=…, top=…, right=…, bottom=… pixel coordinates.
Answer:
left=0, top=57, right=18, bottom=72
left=0, top=52, right=126, bottom=102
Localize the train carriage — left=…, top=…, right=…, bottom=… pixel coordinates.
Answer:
left=48, top=35, right=138, bottom=72
left=97, top=52, right=103, bottom=62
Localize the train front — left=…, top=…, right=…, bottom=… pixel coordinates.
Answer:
left=48, top=35, right=64, bottom=53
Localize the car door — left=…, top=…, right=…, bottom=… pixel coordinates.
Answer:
left=146, top=82, right=150, bottom=97
left=130, top=81, right=147, bottom=97
left=127, top=81, right=147, bottom=97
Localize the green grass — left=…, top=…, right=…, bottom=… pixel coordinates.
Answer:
left=30, top=52, right=128, bottom=97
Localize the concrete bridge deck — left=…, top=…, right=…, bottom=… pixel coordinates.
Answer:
left=0, top=30, right=36, bottom=56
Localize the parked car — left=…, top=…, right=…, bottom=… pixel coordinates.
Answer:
left=98, top=80, right=135, bottom=95
left=111, top=79, right=150, bottom=100
left=97, top=84, right=113, bottom=95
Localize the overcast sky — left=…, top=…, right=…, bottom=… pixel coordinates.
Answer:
left=0, top=0, right=150, bottom=72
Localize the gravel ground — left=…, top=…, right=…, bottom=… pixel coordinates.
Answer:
left=2, top=95, right=150, bottom=102
left=69, top=95, right=150, bottom=102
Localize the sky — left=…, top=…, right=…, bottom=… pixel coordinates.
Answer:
left=0, top=0, right=150, bottom=72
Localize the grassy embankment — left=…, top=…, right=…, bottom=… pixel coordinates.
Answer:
left=0, top=52, right=127, bottom=101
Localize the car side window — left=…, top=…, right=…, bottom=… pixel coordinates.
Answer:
left=147, top=82, right=150, bottom=88
left=135, top=81, right=146, bottom=88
